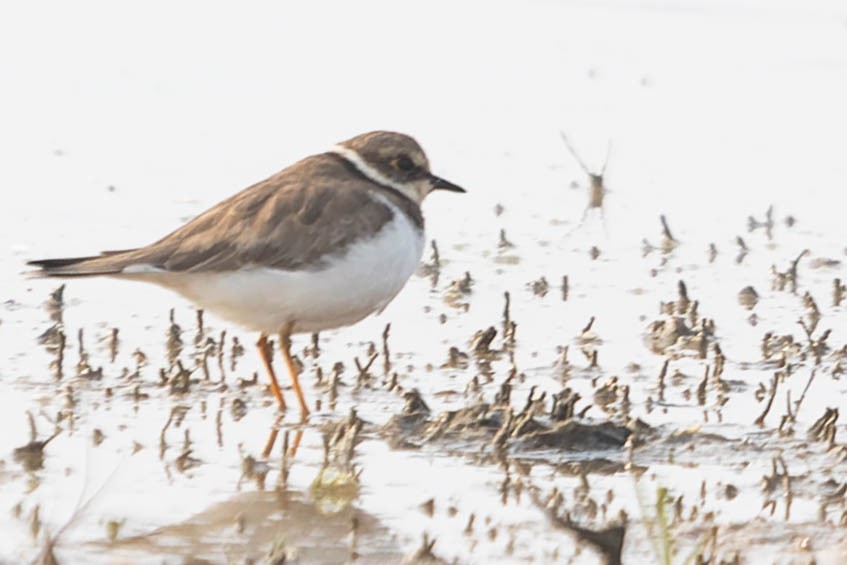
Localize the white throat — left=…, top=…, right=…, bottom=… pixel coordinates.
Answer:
left=331, top=145, right=423, bottom=204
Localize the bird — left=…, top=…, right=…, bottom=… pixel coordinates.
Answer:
left=28, top=130, right=465, bottom=417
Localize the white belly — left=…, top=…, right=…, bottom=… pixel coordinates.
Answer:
left=137, top=210, right=424, bottom=334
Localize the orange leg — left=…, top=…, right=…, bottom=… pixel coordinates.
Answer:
left=257, top=334, right=287, bottom=411
left=261, top=426, right=280, bottom=459
left=279, top=324, right=310, bottom=418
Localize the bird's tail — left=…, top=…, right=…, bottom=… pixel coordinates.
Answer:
left=27, top=250, right=140, bottom=278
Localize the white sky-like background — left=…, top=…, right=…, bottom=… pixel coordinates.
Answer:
left=3, top=0, right=847, bottom=254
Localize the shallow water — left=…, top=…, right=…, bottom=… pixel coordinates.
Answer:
left=2, top=1, right=847, bottom=563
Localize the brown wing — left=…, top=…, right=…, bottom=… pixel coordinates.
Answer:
left=29, top=153, right=396, bottom=276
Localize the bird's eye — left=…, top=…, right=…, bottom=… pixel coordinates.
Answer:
left=393, top=154, right=415, bottom=172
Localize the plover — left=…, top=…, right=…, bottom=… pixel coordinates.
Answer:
left=28, top=131, right=465, bottom=417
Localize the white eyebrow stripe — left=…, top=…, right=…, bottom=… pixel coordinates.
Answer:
left=330, top=144, right=420, bottom=202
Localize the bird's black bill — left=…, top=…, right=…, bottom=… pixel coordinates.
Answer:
left=429, top=174, right=466, bottom=193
